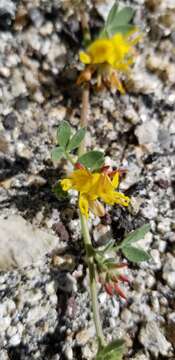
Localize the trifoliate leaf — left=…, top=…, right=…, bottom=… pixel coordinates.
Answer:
left=78, top=150, right=104, bottom=170
left=57, top=121, right=71, bottom=148
left=107, top=24, right=134, bottom=35
left=121, top=224, right=151, bottom=248
left=67, top=128, right=86, bottom=152
left=122, top=246, right=151, bottom=263
left=111, top=6, right=135, bottom=27
left=106, top=3, right=119, bottom=27
left=95, top=339, right=125, bottom=360
left=95, top=240, right=115, bottom=256
left=51, top=147, right=64, bottom=162
left=100, top=5, right=135, bottom=38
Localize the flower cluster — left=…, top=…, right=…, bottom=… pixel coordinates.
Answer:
left=78, top=30, right=140, bottom=92
left=98, top=263, right=129, bottom=300
left=60, top=165, right=130, bottom=218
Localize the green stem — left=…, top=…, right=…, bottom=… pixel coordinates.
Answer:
left=78, top=84, right=89, bottom=157
left=77, top=81, right=106, bottom=350
left=65, top=151, right=76, bottom=166
left=80, top=213, right=106, bottom=349
left=80, top=6, right=91, bottom=47
left=77, top=12, right=106, bottom=352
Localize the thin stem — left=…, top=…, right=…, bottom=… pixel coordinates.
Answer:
left=65, top=151, right=76, bottom=166
left=77, top=77, right=106, bottom=351
left=80, top=6, right=91, bottom=46
left=80, top=213, right=106, bottom=348
left=77, top=9, right=106, bottom=352
left=78, top=84, right=89, bottom=156
left=80, top=85, right=89, bottom=128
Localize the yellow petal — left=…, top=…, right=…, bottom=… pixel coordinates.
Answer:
left=110, top=73, right=125, bottom=94
left=87, top=38, right=115, bottom=65
left=79, top=194, right=89, bottom=218
left=89, top=199, right=105, bottom=217
left=79, top=51, right=91, bottom=64
left=111, top=172, right=119, bottom=188
left=60, top=179, right=72, bottom=191
left=113, top=192, right=130, bottom=207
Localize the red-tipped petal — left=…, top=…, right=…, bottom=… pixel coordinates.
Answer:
left=118, top=274, right=130, bottom=284
left=109, top=168, right=127, bottom=178
left=100, top=165, right=111, bottom=174
left=114, top=284, right=127, bottom=300
left=75, top=162, right=85, bottom=170
left=104, top=283, right=113, bottom=296
left=114, top=263, right=128, bottom=269
left=111, top=275, right=119, bottom=283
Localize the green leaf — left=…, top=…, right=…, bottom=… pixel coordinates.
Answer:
left=95, top=240, right=115, bottom=256
left=122, top=246, right=151, bottom=263
left=96, top=339, right=124, bottom=360
left=100, top=5, right=135, bottom=38
left=108, top=24, right=134, bottom=34
left=112, top=7, right=135, bottom=27
left=121, top=224, right=151, bottom=248
left=78, top=150, right=104, bottom=170
left=51, top=147, right=64, bottom=162
left=106, top=3, right=119, bottom=27
left=57, top=121, right=71, bottom=148
left=67, top=128, right=86, bottom=152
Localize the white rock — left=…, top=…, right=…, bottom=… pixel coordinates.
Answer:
left=46, top=282, right=55, bottom=295
left=120, top=164, right=141, bottom=191
left=130, top=353, right=149, bottom=360
left=8, top=333, right=21, bottom=347
left=17, top=289, right=43, bottom=309
left=0, top=350, right=9, bottom=360
left=64, top=346, right=73, bottom=360
left=0, top=304, right=7, bottom=318
left=157, top=219, right=171, bottom=234
left=126, top=70, right=162, bottom=95
left=0, top=215, right=59, bottom=270
left=110, top=298, right=120, bottom=317
left=150, top=249, right=162, bottom=270
left=141, top=200, right=158, bottom=219
left=95, top=0, right=115, bottom=20
left=6, top=300, right=16, bottom=315
left=162, top=254, right=175, bottom=289
left=137, top=232, right=153, bottom=251
left=26, top=305, right=49, bottom=324
left=11, top=69, right=27, bottom=97
left=6, top=326, right=17, bottom=338
left=0, top=316, right=11, bottom=332
left=76, top=326, right=95, bottom=346
left=139, top=321, right=172, bottom=357
left=135, top=120, right=159, bottom=145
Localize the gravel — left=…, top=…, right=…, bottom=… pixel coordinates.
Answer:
left=0, top=0, right=175, bottom=359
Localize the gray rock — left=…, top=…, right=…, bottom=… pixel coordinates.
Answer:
left=0, top=215, right=59, bottom=270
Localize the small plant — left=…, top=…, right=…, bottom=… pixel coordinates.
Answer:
left=52, top=3, right=150, bottom=359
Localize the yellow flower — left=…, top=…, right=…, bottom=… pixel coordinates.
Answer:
left=60, top=168, right=130, bottom=218
left=78, top=30, right=140, bottom=93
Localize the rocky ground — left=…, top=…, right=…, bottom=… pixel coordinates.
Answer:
left=0, top=0, right=175, bottom=359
